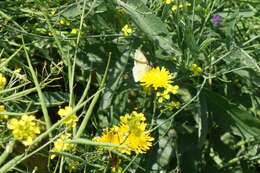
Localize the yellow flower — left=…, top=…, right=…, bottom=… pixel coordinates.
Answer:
left=166, top=84, right=179, bottom=94
left=164, top=0, right=173, bottom=4
left=0, top=105, right=8, bottom=120
left=140, top=66, right=174, bottom=90
left=50, top=133, right=75, bottom=159
left=191, top=64, right=203, bottom=76
left=68, top=159, right=80, bottom=172
left=93, top=111, right=154, bottom=155
left=111, top=158, right=123, bottom=173
left=93, top=127, right=130, bottom=154
left=7, top=115, right=41, bottom=146
left=0, top=73, right=7, bottom=89
left=51, top=9, right=56, bottom=16
left=71, top=28, right=78, bottom=35
left=172, top=3, right=191, bottom=12
left=171, top=5, right=178, bottom=11
left=66, top=21, right=71, bottom=26
left=121, top=24, right=133, bottom=36
left=58, top=106, right=77, bottom=127
left=169, top=101, right=181, bottom=109
left=59, top=19, right=65, bottom=25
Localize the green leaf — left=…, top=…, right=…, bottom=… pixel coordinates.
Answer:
left=205, top=90, right=260, bottom=138
left=116, top=0, right=181, bottom=56
left=197, top=92, right=208, bottom=148
left=32, top=91, right=69, bottom=107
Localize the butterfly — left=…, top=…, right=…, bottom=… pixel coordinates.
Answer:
left=132, top=49, right=151, bottom=82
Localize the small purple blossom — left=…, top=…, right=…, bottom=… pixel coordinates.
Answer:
left=211, top=14, right=221, bottom=26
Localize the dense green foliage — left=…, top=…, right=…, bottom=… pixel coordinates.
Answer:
left=0, top=0, right=259, bottom=172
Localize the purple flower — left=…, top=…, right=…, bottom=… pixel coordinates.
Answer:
left=211, top=14, right=221, bottom=26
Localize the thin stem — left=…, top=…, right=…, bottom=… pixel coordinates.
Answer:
left=75, top=54, right=111, bottom=138
left=0, top=141, right=15, bottom=166
left=22, top=36, right=52, bottom=136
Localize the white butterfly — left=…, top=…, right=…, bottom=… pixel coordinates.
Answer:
left=132, top=49, right=151, bottom=82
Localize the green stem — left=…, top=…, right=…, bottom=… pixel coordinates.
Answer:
left=69, top=0, right=88, bottom=106
left=75, top=55, right=111, bottom=138
left=0, top=141, right=15, bottom=166
left=22, top=36, right=52, bottom=136
left=0, top=154, right=24, bottom=173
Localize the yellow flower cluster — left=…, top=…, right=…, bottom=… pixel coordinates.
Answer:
left=172, top=2, right=191, bottom=12
left=140, top=66, right=179, bottom=103
left=93, top=111, right=154, bottom=155
left=0, top=73, right=7, bottom=89
left=156, top=84, right=179, bottom=103
left=58, top=106, right=78, bottom=128
left=7, top=115, right=41, bottom=146
left=121, top=24, right=133, bottom=36
left=50, top=133, right=75, bottom=159
left=0, top=105, right=8, bottom=120
left=191, top=63, right=203, bottom=76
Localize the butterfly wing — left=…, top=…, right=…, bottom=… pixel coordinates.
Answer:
left=132, top=49, right=151, bottom=82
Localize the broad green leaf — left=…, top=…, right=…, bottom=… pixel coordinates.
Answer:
left=116, top=0, right=181, bottom=56
left=205, top=90, right=260, bottom=138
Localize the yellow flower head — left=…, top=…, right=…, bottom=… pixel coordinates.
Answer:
left=0, top=73, right=7, bottom=89
left=0, top=105, right=8, bottom=120
left=93, top=111, right=154, bottom=155
left=58, top=106, right=77, bottom=127
left=50, top=133, right=75, bottom=159
left=140, top=66, right=174, bottom=90
left=71, top=28, right=79, bottom=35
left=121, top=24, right=133, bottom=36
left=191, top=64, right=203, bottom=76
left=7, top=115, right=41, bottom=146
left=164, top=0, right=173, bottom=4
left=59, top=19, right=65, bottom=25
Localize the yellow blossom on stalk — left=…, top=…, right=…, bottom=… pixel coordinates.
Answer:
left=140, top=66, right=174, bottom=90
left=59, top=19, right=65, bottom=25
left=121, top=24, right=133, bottom=36
left=157, top=90, right=170, bottom=103
left=0, top=105, right=8, bottom=120
left=171, top=5, right=178, bottom=11
left=156, top=85, right=179, bottom=103
left=68, top=159, right=80, bottom=172
left=93, top=111, right=154, bottom=155
left=0, top=73, right=7, bottom=89
left=7, top=115, right=41, bottom=146
left=191, top=64, right=203, bottom=76
left=51, top=9, right=56, bottom=16
left=164, top=0, right=173, bottom=4
left=169, top=101, right=181, bottom=109
left=71, top=28, right=79, bottom=35
left=50, top=133, right=75, bottom=159
left=58, top=106, right=77, bottom=127
left=172, top=3, right=191, bottom=12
